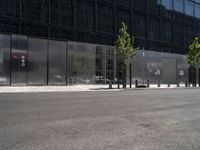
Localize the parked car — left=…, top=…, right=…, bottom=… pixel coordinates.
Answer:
left=95, top=76, right=110, bottom=84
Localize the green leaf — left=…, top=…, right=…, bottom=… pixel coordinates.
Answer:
left=116, top=22, right=138, bottom=66
left=187, top=37, right=200, bottom=67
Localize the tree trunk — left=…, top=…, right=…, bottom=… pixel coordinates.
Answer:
left=117, top=67, right=120, bottom=89
left=122, top=65, right=126, bottom=88
left=129, top=63, right=132, bottom=88
left=189, top=66, right=197, bottom=87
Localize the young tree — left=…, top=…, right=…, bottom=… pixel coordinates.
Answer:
left=187, top=37, right=200, bottom=67
left=187, top=37, right=200, bottom=86
left=116, top=22, right=138, bottom=88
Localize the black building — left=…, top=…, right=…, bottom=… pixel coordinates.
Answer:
left=0, top=0, right=200, bottom=54
left=0, top=0, right=199, bottom=86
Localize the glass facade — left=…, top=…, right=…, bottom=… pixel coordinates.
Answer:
left=130, top=50, right=188, bottom=84
left=0, top=34, right=10, bottom=86
left=0, top=0, right=200, bottom=55
left=67, top=42, right=96, bottom=84
left=96, top=46, right=116, bottom=84
left=0, top=34, right=189, bottom=85
left=0, top=1, right=199, bottom=86
left=48, top=40, right=67, bottom=85
left=27, top=38, right=48, bottom=86
left=11, top=35, right=27, bottom=86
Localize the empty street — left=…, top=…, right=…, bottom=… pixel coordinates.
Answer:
left=1, top=89, right=200, bottom=150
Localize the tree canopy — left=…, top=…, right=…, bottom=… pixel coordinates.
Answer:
left=116, top=22, right=138, bottom=66
left=187, top=37, right=200, bottom=67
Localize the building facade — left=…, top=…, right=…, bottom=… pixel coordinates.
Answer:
left=0, top=0, right=199, bottom=86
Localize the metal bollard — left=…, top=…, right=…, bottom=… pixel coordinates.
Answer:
left=194, top=82, right=197, bottom=87
left=185, top=81, right=188, bottom=87
left=117, top=78, right=120, bottom=89
left=135, top=80, right=138, bottom=88
left=158, top=80, right=160, bottom=87
left=168, top=82, right=170, bottom=87
left=147, top=80, right=150, bottom=88
left=109, top=80, right=112, bottom=89
left=177, top=80, right=180, bottom=87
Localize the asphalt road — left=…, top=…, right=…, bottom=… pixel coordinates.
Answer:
left=1, top=88, right=200, bottom=150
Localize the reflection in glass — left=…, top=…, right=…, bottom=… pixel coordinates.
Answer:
left=106, top=47, right=115, bottom=81
left=68, top=42, right=96, bottom=84
left=11, top=35, right=27, bottom=86
left=185, top=0, right=194, bottom=17
left=161, top=0, right=172, bottom=10
left=48, top=40, right=66, bottom=85
left=161, top=21, right=171, bottom=42
left=96, top=46, right=106, bottom=84
left=130, top=50, right=188, bottom=84
left=95, top=46, right=115, bottom=84
left=27, top=38, right=48, bottom=85
left=173, top=0, right=184, bottom=13
left=148, top=17, right=159, bottom=40
left=132, top=13, right=145, bottom=38
left=148, top=0, right=160, bottom=14
left=0, top=34, right=10, bottom=86
left=195, top=3, right=200, bottom=18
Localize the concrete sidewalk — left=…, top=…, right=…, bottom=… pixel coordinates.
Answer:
left=0, top=84, right=195, bottom=93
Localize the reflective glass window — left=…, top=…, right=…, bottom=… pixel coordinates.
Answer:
left=27, top=38, right=48, bottom=85
left=195, top=3, right=200, bottom=18
left=67, top=42, right=96, bottom=84
left=132, top=13, right=145, bottom=38
left=21, top=21, right=48, bottom=38
left=50, top=27, right=73, bottom=41
left=148, top=0, right=160, bottom=14
left=117, top=8, right=131, bottom=33
left=95, top=46, right=115, bottom=84
left=173, top=23, right=184, bottom=44
left=161, top=21, right=171, bottom=42
left=148, top=17, right=159, bottom=41
left=147, top=41, right=160, bottom=52
left=75, top=30, right=96, bottom=43
left=173, top=0, right=184, bottom=13
left=48, top=40, right=66, bottom=85
left=76, top=0, right=95, bottom=30
left=195, top=0, right=200, bottom=4
left=97, top=4, right=114, bottom=33
left=132, top=0, right=146, bottom=11
left=0, top=34, right=10, bottom=86
left=0, top=18, right=19, bottom=34
left=50, top=0, right=73, bottom=27
left=161, top=0, right=172, bottom=10
left=11, top=35, right=28, bottom=86
left=185, top=0, right=194, bottom=17
left=21, top=0, right=49, bottom=23
left=97, top=33, right=113, bottom=45
left=0, top=0, right=20, bottom=18
left=116, top=0, right=131, bottom=7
